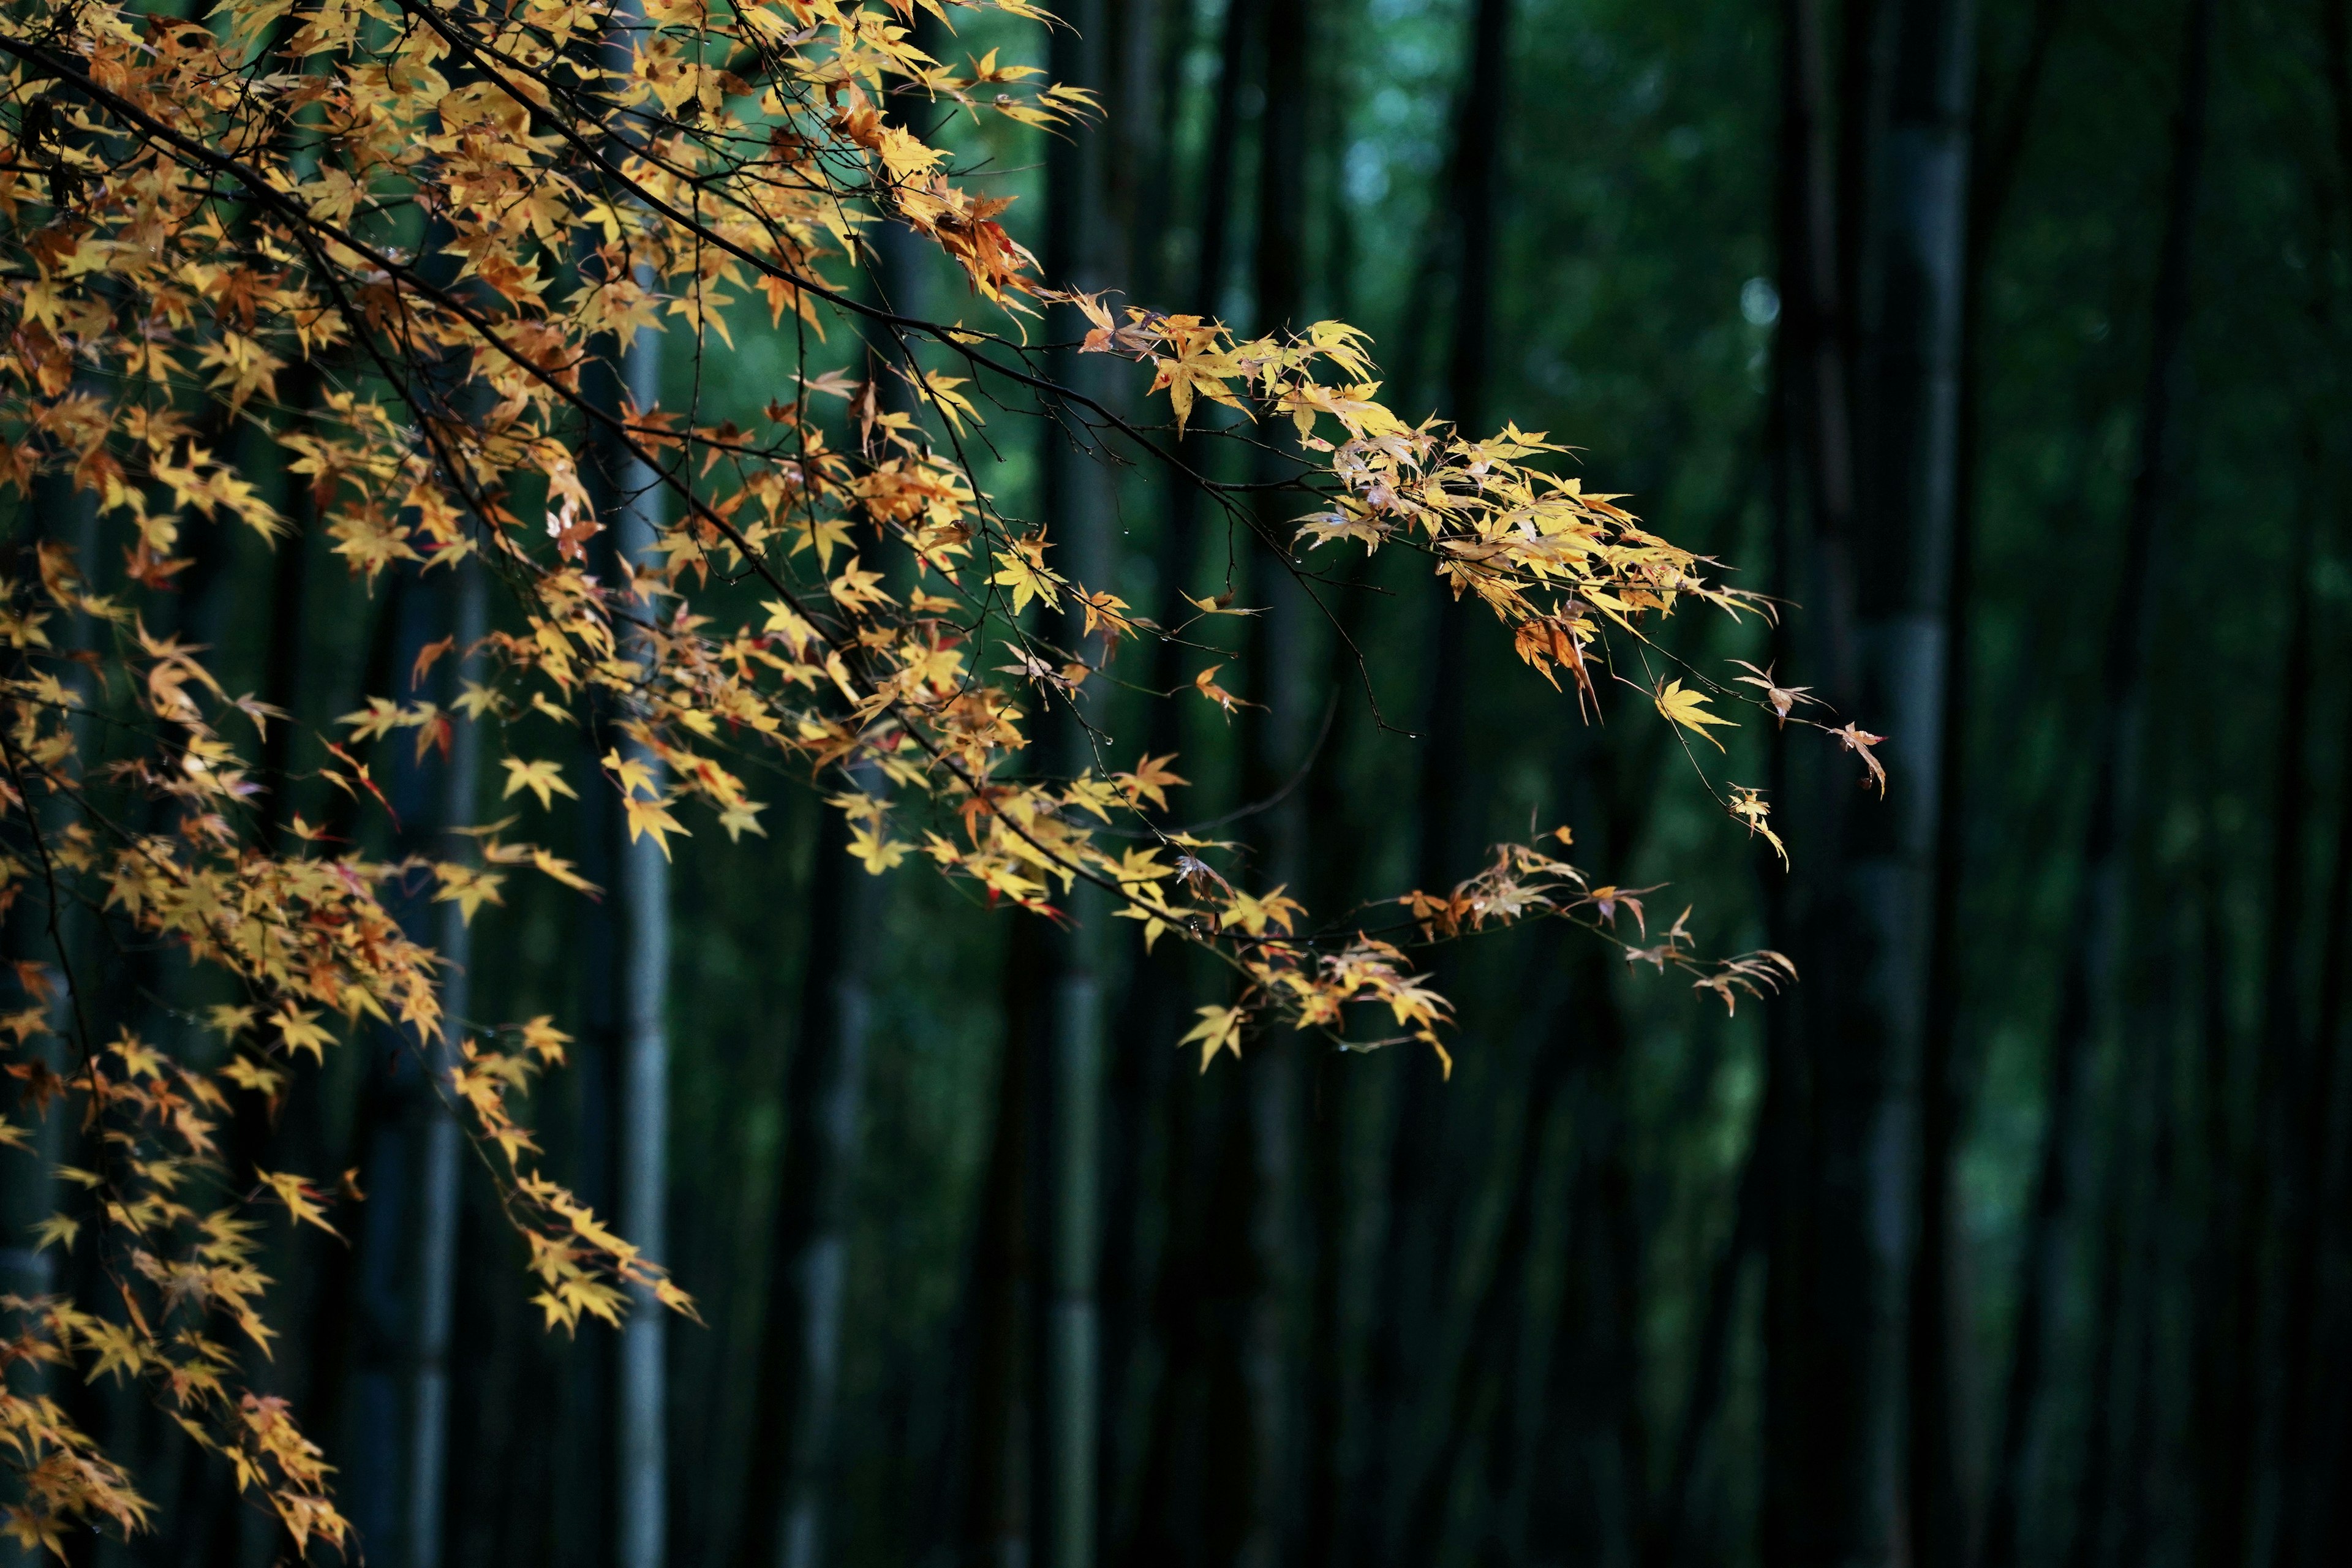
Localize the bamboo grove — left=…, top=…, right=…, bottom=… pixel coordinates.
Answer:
left=0, top=0, right=1898, bottom=1549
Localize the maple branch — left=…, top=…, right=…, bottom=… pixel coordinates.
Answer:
left=371, top=0, right=1322, bottom=505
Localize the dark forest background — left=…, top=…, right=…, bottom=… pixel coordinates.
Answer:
left=20, top=1, right=2352, bottom=1566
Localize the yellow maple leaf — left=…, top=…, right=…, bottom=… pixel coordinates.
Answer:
left=921, top=371, right=983, bottom=435
left=221, top=1056, right=288, bottom=1098
left=519, top=1017, right=573, bottom=1066
left=255, top=1170, right=340, bottom=1237
left=432, top=864, right=508, bottom=925
left=990, top=535, right=1063, bottom=616
left=1652, top=679, right=1737, bottom=752
left=718, top=801, right=770, bottom=842
left=1224, top=886, right=1304, bottom=937
left=271, top=1006, right=335, bottom=1065
left=653, top=1276, right=704, bottom=1323
left=1731, top=786, right=1789, bottom=868
left=1180, top=589, right=1261, bottom=618
left=877, top=125, right=947, bottom=184
left=848, top=826, right=911, bottom=874
left=530, top=848, right=603, bottom=895
left=1063, top=774, right=1121, bottom=823
left=601, top=747, right=659, bottom=800
left=624, top=796, right=687, bottom=859
left=205, top=1003, right=258, bottom=1039
left=501, top=757, right=579, bottom=810
left=108, top=1031, right=168, bottom=1080
left=1179, top=1004, right=1247, bottom=1072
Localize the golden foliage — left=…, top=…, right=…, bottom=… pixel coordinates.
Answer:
left=0, top=0, right=1847, bottom=1548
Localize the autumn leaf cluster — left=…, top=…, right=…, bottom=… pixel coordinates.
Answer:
left=0, top=0, right=1858, bottom=1550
